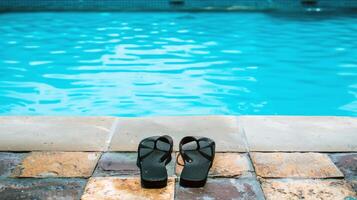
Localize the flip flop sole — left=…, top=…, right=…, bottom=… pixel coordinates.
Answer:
left=178, top=137, right=215, bottom=188
left=179, top=177, right=207, bottom=188
left=137, top=136, right=173, bottom=189
left=141, top=177, right=168, bottom=188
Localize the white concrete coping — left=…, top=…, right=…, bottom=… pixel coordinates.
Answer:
left=0, top=116, right=356, bottom=152
left=240, top=116, right=357, bottom=152
left=0, top=116, right=116, bottom=151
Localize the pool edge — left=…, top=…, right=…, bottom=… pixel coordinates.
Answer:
left=0, top=115, right=356, bottom=152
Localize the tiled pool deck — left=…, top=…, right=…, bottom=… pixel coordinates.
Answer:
left=0, top=116, right=356, bottom=199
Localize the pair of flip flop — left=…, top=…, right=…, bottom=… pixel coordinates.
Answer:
left=137, top=135, right=215, bottom=188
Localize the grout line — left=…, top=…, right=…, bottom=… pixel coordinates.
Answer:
left=89, top=152, right=104, bottom=179
left=80, top=177, right=91, bottom=199
left=246, top=151, right=267, bottom=200
left=258, top=177, right=347, bottom=180
left=173, top=178, right=177, bottom=200
left=104, top=118, right=120, bottom=152
left=237, top=117, right=250, bottom=153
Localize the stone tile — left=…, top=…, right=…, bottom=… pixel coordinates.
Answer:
left=348, top=179, right=357, bottom=193
left=0, top=116, right=116, bottom=151
left=330, top=153, right=357, bottom=179
left=81, top=177, right=175, bottom=200
left=176, top=153, right=253, bottom=177
left=240, top=116, right=357, bottom=151
left=93, top=152, right=175, bottom=177
left=12, top=152, right=101, bottom=178
left=251, top=152, right=343, bottom=178
left=176, top=178, right=265, bottom=200
left=0, top=153, right=26, bottom=177
left=261, top=179, right=357, bottom=200
left=110, top=116, right=245, bottom=152
left=0, top=178, right=86, bottom=200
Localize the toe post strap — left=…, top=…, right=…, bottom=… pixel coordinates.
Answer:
left=177, top=136, right=215, bottom=166
left=137, top=135, right=173, bottom=167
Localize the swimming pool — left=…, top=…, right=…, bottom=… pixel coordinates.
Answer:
left=0, top=12, right=356, bottom=116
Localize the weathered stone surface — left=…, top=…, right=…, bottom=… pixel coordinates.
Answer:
left=240, top=116, right=357, bottom=151
left=261, top=179, right=357, bottom=200
left=251, top=152, right=343, bottom=178
left=348, top=179, right=357, bottom=193
left=0, top=116, right=116, bottom=151
left=109, top=116, right=246, bottom=152
left=0, top=153, right=26, bottom=177
left=0, top=178, right=86, bottom=200
left=176, top=153, right=253, bottom=177
left=81, top=177, right=175, bottom=200
left=330, top=153, right=357, bottom=179
left=176, top=178, right=265, bottom=200
left=93, top=152, right=175, bottom=177
left=12, top=152, right=101, bottom=178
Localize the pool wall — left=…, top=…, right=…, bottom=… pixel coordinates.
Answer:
left=1, top=0, right=357, bottom=11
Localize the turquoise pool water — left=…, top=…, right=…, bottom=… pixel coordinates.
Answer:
left=0, top=12, right=356, bottom=116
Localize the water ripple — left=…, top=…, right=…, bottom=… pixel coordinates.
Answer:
left=0, top=12, right=356, bottom=116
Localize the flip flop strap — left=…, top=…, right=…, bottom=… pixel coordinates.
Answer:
left=177, top=136, right=215, bottom=166
left=138, top=135, right=173, bottom=166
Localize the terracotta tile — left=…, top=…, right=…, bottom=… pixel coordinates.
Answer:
left=176, top=153, right=253, bottom=177
left=261, top=179, right=356, bottom=200
left=0, top=178, right=86, bottom=200
left=176, top=178, right=265, bottom=200
left=251, top=152, right=343, bottom=178
left=240, top=116, right=357, bottom=152
left=330, top=153, right=357, bottom=179
left=0, top=153, right=26, bottom=177
left=0, top=116, right=116, bottom=151
left=109, top=116, right=246, bottom=152
left=12, top=152, right=101, bottom=178
left=81, top=177, right=175, bottom=200
left=93, top=152, right=175, bottom=177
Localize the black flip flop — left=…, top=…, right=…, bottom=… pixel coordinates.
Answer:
left=177, top=136, right=215, bottom=188
left=137, top=135, right=173, bottom=188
